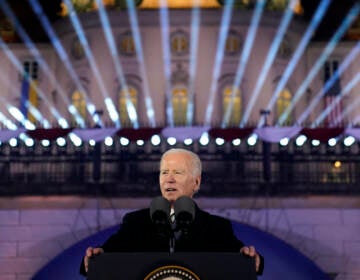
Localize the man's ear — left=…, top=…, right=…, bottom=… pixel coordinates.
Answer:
left=194, top=176, right=201, bottom=191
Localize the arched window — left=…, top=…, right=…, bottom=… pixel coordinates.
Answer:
left=170, top=31, right=189, bottom=56
left=276, top=88, right=292, bottom=124
left=223, top=86, right=241, bottom=127
left=71, top=90, right=87, bottom=123
left=119, top=33, right=136, bottom=56
left=172, top=86, right=188, bottom=126
left=118, top=86, right=138, bottom=127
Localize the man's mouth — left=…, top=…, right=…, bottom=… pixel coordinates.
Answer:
left=165, top=188, right=177, bottom=192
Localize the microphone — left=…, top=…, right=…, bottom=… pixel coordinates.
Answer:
left=150, top=196, right=171, bottom=227
left=173, top=196, right=195, bottom=231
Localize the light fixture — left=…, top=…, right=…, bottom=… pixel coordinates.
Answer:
left=56, top=137, right=66, bottom=147
left=151, top=135, right=161, bottom=146
left=295, top=135, right=307, bottom=146
left=104, top=136, right=113, bottom=147
left=279, top=137, right=289, bottom=146
left=167, top=137, right=177, bottom=146
left=184, top=138, right=193, bottom=146
left=343, top=136, right=355, bottom=147
left=232, top=138, right=241, bottom=146
left=120, top=137, right=130, bottom=146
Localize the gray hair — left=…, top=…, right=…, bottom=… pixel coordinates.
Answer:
left=160, top=148, right=202, bottom=177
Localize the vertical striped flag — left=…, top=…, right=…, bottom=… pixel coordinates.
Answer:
left=20, top=61, right=38, bottom=124
left=324, top=60, right=342, bottom=127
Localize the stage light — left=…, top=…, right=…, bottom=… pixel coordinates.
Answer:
left=56, top=137, right=66, bottom=147
left=89, top=139, right=96, bottom=147
left=247, top=135, right=257, bottom=146
left=222, top=0, right=265, bottom=127
left=167, top=137, right=177, bottom=146
left=311, top=139, right=320, bottom=146
left=151, top=135, right=161, bottom=146
left=104, top=136, right=113, bottom=147
left=204, top=0, right=234, bottom=125
left=199, top=133, right=209, bottom=146
left=186, top=1, right=201, bottom=125
left=242, top=0, right=297, bottom=126
left=126, top=0, right=156, bottom=126
left=184, top=138, right=193, bottom=146
left=328, top=138, right=337, bottom=147
left=24, top=138, right=35, bottom=147
left=279, top=137, right=289, bottom=146
left=119, top=137, right=130, bottom=146
left=232, top=138, right=241, bottom=146
left=69, top=133, right=82, bottom=147
left=136, top=139, right=145, bottom=146
left=289, top=2, right=360, bottom=125
left=343, top=136, right=355, bottom=147
left=214, top=138, right=224, bottom=146
left=41, top=139, right=50, bottom=147
left=9, top=138, right=18, bottom=147
left=295, top=135, right=307, bottom=146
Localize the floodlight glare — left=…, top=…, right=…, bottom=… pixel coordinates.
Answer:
left=151, top=135, right=161, bottom=146
left=295, top=135, right=307, bottom=146
left=279, top=137, right=289, bottom=146
left=247, top=135, right=257, bottom=146
left=184, top=138, right=193, bottom=146
left=24, top=138, right=35, bottom=147
left=9, top=138, right=18, bottom=147
left=311, top=139, right=320, bottom=146
left=120, top=137, right=130, bottom=146
left=69, top=133, right=82, bottom=147
left=41, top=139, right=50, bottom=147
left=199, top=133, right=209, bottom=146
left=232, top=138, right=241, bottom=146
left=328, top=138, right=337, bottom=147
left=167, top=137, right=177, bottom=146
left=56, top=137, right=66, bottom=147
left=215, top=138, right=225, bottom=146
left=89, top=139, right=96, bottom=146
left=343, top=136, right=355, bottom=147
left=104, top=136, right=113, bottom=147
left=136, top=139, right=145, bottom=146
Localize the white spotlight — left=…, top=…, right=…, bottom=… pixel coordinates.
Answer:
left=232, top=138, right=241, bottom=146
left=24, top=138, right=35, bottom=147
left=167, top=137, right=177, bottom=146
left=199, top=133, right=209, bottom=146
left=151, top=135, right=161, bottom=146
left=247, top=135, right=257, bottom=146
left=9, top=138, right=18, bottom=147
left=89, top=139, right=96, bottom=146
left=295, top=135, right=307, bottom=146
left=69, top=133, right=82, bottom=147
left=136, top=139, right=145, bottom=146
left=184, top=138, right=193, bottom=146
left=41, top=139, right=50, bottom=147
left=120, top=137, right=130, bottom=146
left=311, top=139, right=320, bottom=146
left=215, top=138, right=225, bottom=146
left=56, top=137, right=66, bottom=147
left=343, top=136, right=355, bottom=147
left=328, top=138, right=337, bottom=147
left=104, top=137, right=113, bottom=147
left=279, top=137, right=289, bottom=146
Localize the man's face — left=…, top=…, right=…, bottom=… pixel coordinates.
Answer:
left=159, top=152, right=200, bottom=203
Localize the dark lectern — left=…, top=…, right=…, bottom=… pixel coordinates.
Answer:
left=87, top=252, right=257, bottom=280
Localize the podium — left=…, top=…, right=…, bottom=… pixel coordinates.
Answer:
left=88, top=252, right=257, bottom=280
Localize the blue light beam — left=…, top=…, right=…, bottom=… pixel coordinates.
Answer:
left=262, top=0, right=331, bottom=127
left=241, top=0, right=298, bottom=127
left=126, top=0, right=156, bottom=127
left=204, top=0, right=234, bottom=126
left=221, top=0, right=266, bottom=127
left=281, top=2, right=360, bottom=125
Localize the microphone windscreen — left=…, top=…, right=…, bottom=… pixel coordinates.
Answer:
left=173, top=196, right=195, bottom=223
left=150, top=196, right=171, bottom=223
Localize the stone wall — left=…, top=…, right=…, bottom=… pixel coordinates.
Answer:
left=0, top=196, right=359, bottom=280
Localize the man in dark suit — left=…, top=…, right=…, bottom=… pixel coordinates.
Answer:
left=81, top=148, right=263, bottom=275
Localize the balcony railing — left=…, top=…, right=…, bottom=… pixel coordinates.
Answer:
left=0, top=140, right=359, bottom=196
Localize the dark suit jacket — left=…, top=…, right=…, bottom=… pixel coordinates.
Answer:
left=80, top=206, right=264, bottom=275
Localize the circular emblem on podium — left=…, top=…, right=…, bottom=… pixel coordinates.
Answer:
left=144, top=265, right=201, bottom=280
